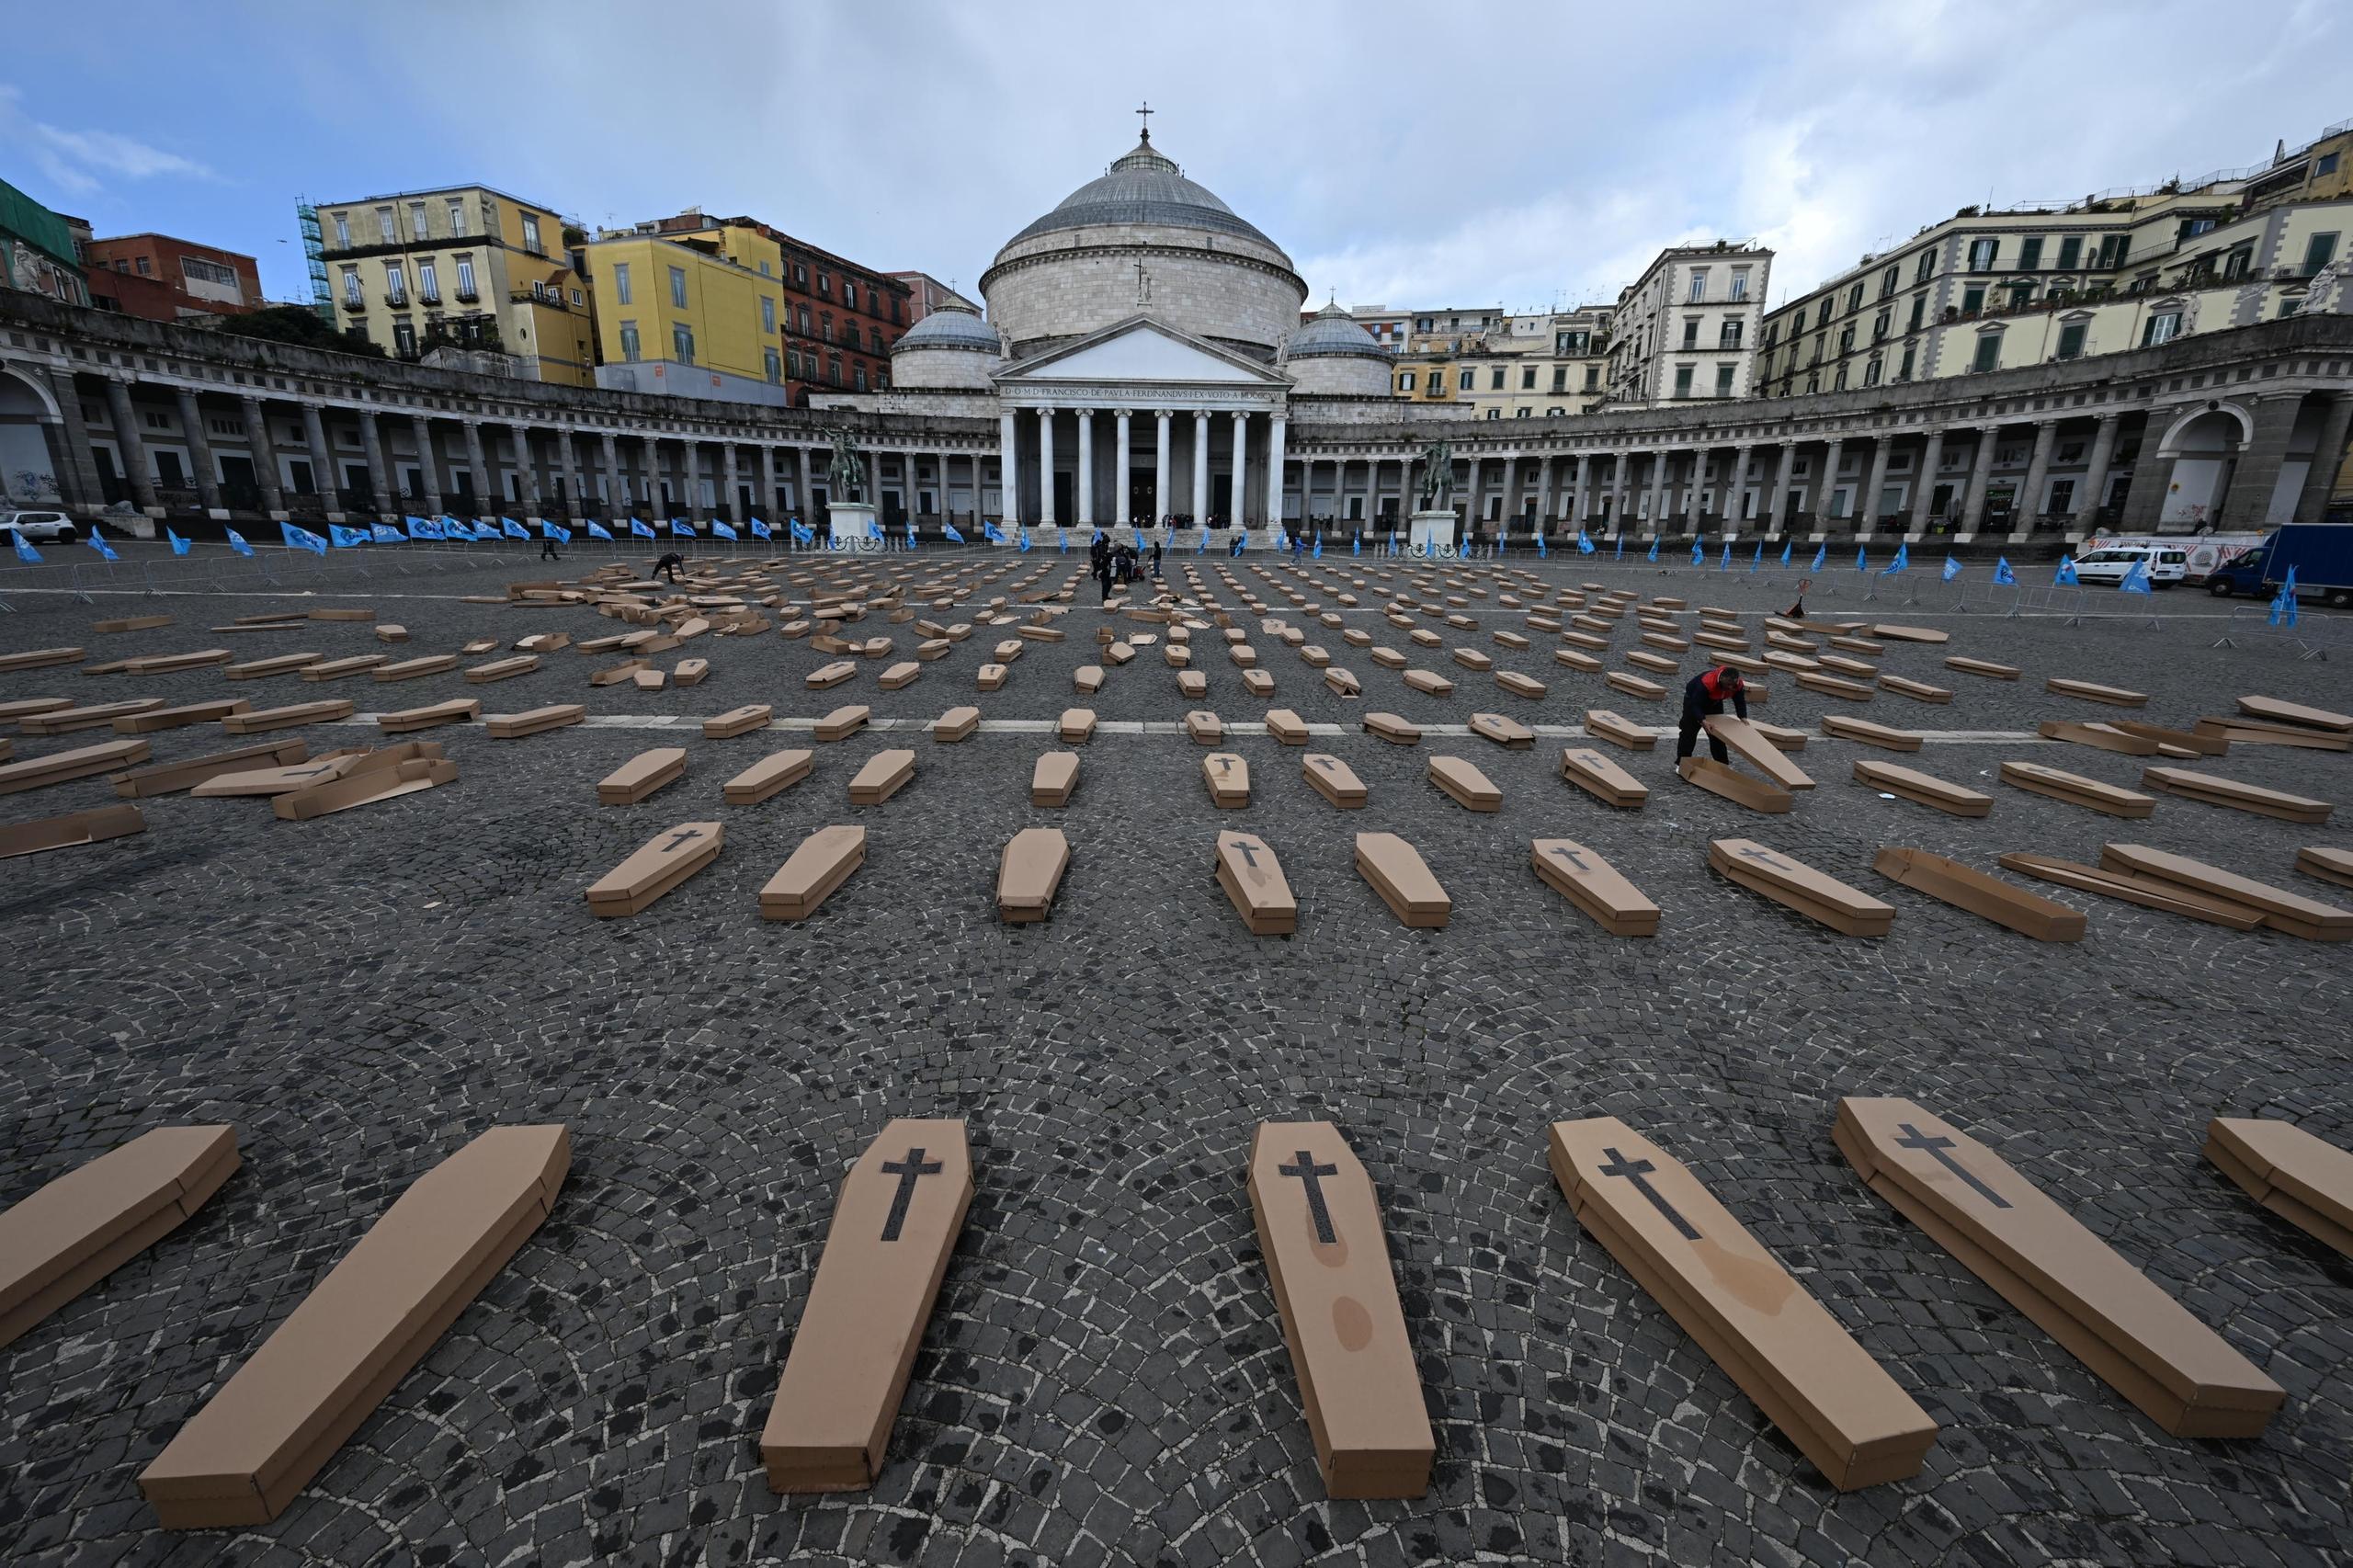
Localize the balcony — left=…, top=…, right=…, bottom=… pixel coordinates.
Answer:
left=341, top=294, right=367, bottom=312
left=384, top=291, right=409, bottom=309
left=455, top=288, right=480, bottom=303
left=418, top=290, right=441, bottom=306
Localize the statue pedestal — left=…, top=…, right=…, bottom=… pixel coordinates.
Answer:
left=1408, top=510, right=1457, bottom=551
left=827, top=502, right=878, bottom=547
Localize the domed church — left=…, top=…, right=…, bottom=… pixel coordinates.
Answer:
left=882, top=121, right=1396, bottom=528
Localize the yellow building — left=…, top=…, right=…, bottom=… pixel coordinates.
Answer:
left=580, top=214, right=791, bottom=406
left=315, top=185, right=589, bottom=385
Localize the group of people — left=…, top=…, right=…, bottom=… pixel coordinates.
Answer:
left=1090, top=533, right=1162, bottom=602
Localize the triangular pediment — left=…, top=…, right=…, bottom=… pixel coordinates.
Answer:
left=995, top=315, right=1288, bottom=386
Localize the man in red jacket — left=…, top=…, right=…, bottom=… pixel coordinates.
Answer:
left=1677, top=665, right=1748, bottom=762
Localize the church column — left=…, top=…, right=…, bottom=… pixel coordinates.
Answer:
left=1461, top=455, right=1482, bottom=530
left=1266, top=413, right=1287, bottom=531
left=1609, top=453, right=1631, bottom=530
left=998, top=410, right=1018, bottom=526
left=102, top=378, right=160, bottom=512
left=601, top=431, right=624, bottom=513
left=1816, top=437, right=1845, bottom=529
left=1114, top=408, right=1132, bottom=527
left=1861, top=437, right=1893, bottom=533
left=300, top=403, right=338, bottom=518
left=240, top=395, right=286, bottom=517
left=1532, top=456, right=1553, bottom=535
left=722, top=441, right=742, bottom=522
left=1038, top=407, right=1057, bottom=528
left=1568, top=454, right=1588, bottom=526
left=461, top=420, right=492, bottom=517
left=1910, top=430, right=1945, bottom=532
left=1727, top=444, right=1753, bottom=527
left=1499, top=456, right=1518, bottom=537
left=171, top=388, right=225, bottom=516
left=1191, top=410, right=1210, bottom=524
left=406, top=417, right=439, bottom=516
left=1154, top=410, right=1171, bottom=528
left=518, top=428, right=547, bottom=520
left=1074, top=408, right=1094, bottom=528
left=1230, top=411, right=1250, bottom=527
left=1766, top=442, right=1795, bottom=530
left=797, top=446, right=815, bottom=526
left=357, top=409, right=392, bottom=522
left=1645, top=449, right=1669, bottom=530
left=759, top=444, right=778, bottom=525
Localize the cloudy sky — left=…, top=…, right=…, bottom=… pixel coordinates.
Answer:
left=8, top=0, right=2347, bottom=317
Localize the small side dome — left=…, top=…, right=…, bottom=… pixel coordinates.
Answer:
left=1286, top=301, right=1393, bottom=361
left=892, top=301, right=1001, bottom=354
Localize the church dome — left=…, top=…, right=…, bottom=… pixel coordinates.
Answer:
left=1003, top=137, right=1283, bottom=256
left=1286, top=301, right=1392, bottom=361
left=892, top=301, right=1000, bottom=354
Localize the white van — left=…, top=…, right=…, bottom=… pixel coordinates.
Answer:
left=2072, top=545, right=2187, bottom=586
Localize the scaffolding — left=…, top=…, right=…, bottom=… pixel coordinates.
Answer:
left=295, top=201, right=331, bottom=322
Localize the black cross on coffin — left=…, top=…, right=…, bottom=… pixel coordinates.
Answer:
left=1228, top=838, right=1259, bottom=869
left=662, top=828, right=704, bottom=852
left=1895, top=1124, right=2009, bottom=1210
left=880, top=1147, right=942, bottom=1241
left=1280, top=1151, right=1339, bottom=1244
left=1598, top=1147, right=1700, bottom=1241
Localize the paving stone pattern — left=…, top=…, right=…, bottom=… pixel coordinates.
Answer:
left=2, top=544, right=2351, bottom=1567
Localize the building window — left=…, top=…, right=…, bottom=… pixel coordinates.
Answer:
left=1519, top=366, right=1536, bottom=390
left=392, top=322, right=416, bottom=358
left=1584, top=365, right=1599, bottom=391
left=2018, top=236, right=2044, bottom=270
left=1715, top=363, right=1736, bottom=397
left=828, top=356, right=842, bottom=385
left=1673, top=365, right=1694, bottom=398
left=1681, top=317, right=1699, bottom=348
left=1729, top=268, right=1749, bottom=301
left=2057, top=322, right=2087, bottom=359
left=619, top=322, right=640, bottom=361
left=383, top=261, right=406, bottom=305
left=2055, top=235, right=2081, bottom=270
left=1864, top=358, right=1882, bottom=387
left=765, top=347, right=781, bottom=383
left=340, top=265, right=360, bottom=306
left=417, top=259, right=438, bottom=302
left=613, top=263, right=631, bottom=304
left=2319, top=152, right=2341, bottom=176
left=455, top=256, right=476, bottom=299
left=2222, top=245, right=2253, bottom=281
left=1489, top=367, right=1505, bottom=390
left=2142, top=311, right=2181, bottom=346
left=376, top=207, right=395, bottom=243
left=2097, top=233, right=2129, bottom=269
left=1688, top=269, right=1708, bottom=302
left=1815, top=297, right=1833, bottom=328
left=668, top=266, right=688, bottom=308
left=2279, top=294, right=2302, bottom=318
left=793, top=263, right=807, bottom=286
left=845, top=280, right=858, bottom=311
left=1847, top=282, right=1864, bottom=313
left=870, top=327, right=884, bottom=354
left=1962, top=285, right=1985, bottom=314
left=332, top=211, right=350, bottom=248
left=1551, top=365, right=1566, bottom=392
left=448, top=198, right=466, bottom=235
left=1833, top=363, right=1848, bottom=391
left=1972, top=331, right=2003, bottom=371
left=2303, top=232, right=2340, bottom=276
left=521, top=212, right=543, bottom=256
left=761, top=296, right=777, bottom=333
left=1399, top=372, right=1415, bottom=392
left=407, top=200, right=427, bottom=240
left=1721, top=320, right=1743, bottom=349
left=673, top=324, right=695, bottom=365
left=854, top=364, right=868, bottom=392
left=1967, top=237, right=1997, bottom=270
left=818, top=272, right=832, bottom=297
left=1915, top=249, right=1935, bottom=284
left=1879, top=265, right=1898, bottom=299
left=1458, top=369, right=1474, bottom=392
left=1838, top=325, right=1855, bottom=353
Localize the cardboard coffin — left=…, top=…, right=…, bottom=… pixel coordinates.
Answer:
left=1624, top=649, right=1677, bottom=675
left=2139, top=767, right=2332, bottom=825
left=1559, top=746, right=1647, bottom=809
left=1403, top=668, right=1453, bottom=697
left=462, top=655, right=538, bottom=684
left=0, top=736, right=151, bottom=795
left=21, top=699, right=165, bottom=734
left=111, top=740, right=307, bottom=798
left=1606, top=670, right=1666, bottom=701
left=376, top=699, right=478, bottom=734
left=759, top=1119, right=973, bottom=1492
left=1245, top=1122, right=1433, bottom=1498
left=2098, top=843, right=2351, bottom=941
left=2204, top=1118, right=2353, bottom=1258
left=997, top=826, right=1069, bottom=922
left=2046, top=677, right=2147, bottom=708
left=1362, top=711, right=1419, bottom=745
left=1031, top=751, right=1079, bottom=807
left=1176, top=670, right=1210, bottom=700
left=0, top=697, right=74, bottom=726
left=1872, top=846, right=2084, bottom=940
left=807, top=660, right=858, bottom=689
left=1815, top=653, right=1874, bottom=677
left=299, top=655, right=387, bottom=682
left=975, top=663, right=1010, bottom=691
left=308, top=607, right=375, bottom=621
left=139, top=1127, right=566, bottom=1528
left=1470, top=711, right=1533, bottom=749
left=1495, top=670, right=1546, bottom=700
left=1704, top=717, right=1813, bottom=790
left=816, top=705, right=870, bottom=742
left=2193, top=715, right=2350, bottom=752
left=1946, top=655, right=2020, bottom=681
left=273, top=756, right=458, bottom=821
left=1709, top=838, right=1893, bottom=936
left=2296, top=846, right=2353, bottom=891
left=588, top=824, right=723, bottom=915
left=1264, top=709, right=1310, bottom=745
left=2111, top=720, right=2225, bottom=756
left=1427, top=755, right=1501, bottom=812
left=1585, top=710, right=1654, bottom=750
left=597, top=747, right=687, bottom=805
left=0, top=647, right=85, bottom=674
left=1821, top=715, right=1920, bottom=752
left=1549, top=1118, right=1934, bottom=1486
left=1354, top=832, right=1449, bottom=927
left=1798, top=671, right=1873, bottom=701
left=760, top=824, right=867, bottom=921
left=1059, top=708, right=1097, bottom=744
left=1302, top=753, right=1366, bottom=809
left=933, top=706, right=981, bottom=743
left=1324, top=666, right=1361, bottom=697
left=371, top=655, right=460, bottom=683
left=1216, top=833, right=1297, bottom=935
left=2039, top=721, right=2158, bottom=756
left=704, top=704, right=773, bottom=740
left=485, top=705, right=584, bottom=739
left=725, top=749, right=814, bottom=805
left=0, top=1125, right=238, bottom=1351
left=1677, top=757, right=1793, bottom=814
left=1995, top=852, right=2265, bottom=930
left=94, top=614, right=173, bottom=634
left=2234, top=696, right=2350, bottom=733
left=1998, top=761, right=2154, bottom=818
left=222, top=701, right=354, bottom=734
left=1835, top=1097, right=2282, bottom=1439
left=1555, top=647, right=1603, bottom=673
left=1530, top=840, right=1657, bottom=936
left=1851, top=759, right=1991, bottom=818
left=848, top=750, right=915, bottom=806
left=1202, top=752, right=1250, bottom=809
left=1878, top=676, right=1951, bottom=705
left=0, top=806, right=150, bottom=862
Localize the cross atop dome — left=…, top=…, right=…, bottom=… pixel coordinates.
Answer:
left=1136, top=100, right=1153, bottom=143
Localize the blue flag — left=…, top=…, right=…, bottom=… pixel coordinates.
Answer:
left=1353, top=531, right=1362, bottom=557
left=2270, top=569, right=2299, bottom=627
left=12, top=528, right=42, bottom=563
left=1646, top=539, right=1659, bottom=563
left=1017, top=526, right=1031, bottom=552
left=981, top=520, right=1003, bottom=543
left=330, top=524, right=370, bottom=548
left=2118, top=558, right=2151, bottom=595
left=790, top=520, right=814, bottom=545
left=86, top=527, right=119, bottom=562
left=1994, top=556, right=2016, bottom=585
left=499, top=517, right=528, bottom=540
left=1231, top=534, right=1245, bottom=557
left=587, top=520, right=614, bottom=540
left=1576, top=530, right=1595, bottom=555
left=2054, top=555, right=2078, bottom=586
left=1941, top=556, right=1962, bottom=583
left=1855, top=547, right=1869, bottom=572
left=1536, top=530, right=1548, bottom=559
left=1889, top=542, right=1909, bottom=574
left=669, top=519, right=692, bottom=538
left=1690, top=540, right=1705, bottom=566
left=1751, top=542, right=1763, bottom=573
left=1199, top=527, right=1210, bottom=554
left=1810, top=544, right=1826, bottom=573
left=711, top=519, right=738, bottom=540
left=280, top=522, right=327, bottom=556
left=749, top=518, right=770, bottom=540
left=1613, top=533, right=1622, bottom=560
left=631, top=518, right=655, bottom=540
left=1313, top=534, right=1323, bottom=560
left=1719, top=542, right=1732, bottom=572
left=167, top=528, right=190, bottom=557
left=405, top=516, right=431, bottom=540
left=906, top=518, right=917, bottom=546
left=371, top=523, right=403, bottom=543
left=868, top=519, right=883, bottom=540
left=943, top=521, right=964, bottom=543
left=226, top=528, right=254, bottom=557
left=1779, top=541, right=1791, bottom=567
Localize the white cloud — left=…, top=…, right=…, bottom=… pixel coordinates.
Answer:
left=0, top=83, right=215, bottom=201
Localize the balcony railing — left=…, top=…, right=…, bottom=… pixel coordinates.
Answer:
left=342, top=294, right=367, bottom=312
left=454, top=288, right=479, bottom=303
left=385, top=290, right=408, bottom=308
left=418, top=290, right=441, bottom=306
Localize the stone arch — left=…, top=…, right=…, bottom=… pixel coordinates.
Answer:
left=2155, top=401, right=2253, bottom=458
left=2154, top=405, right=2251, bottom=529
left=0, top=362, right=64, bottom=506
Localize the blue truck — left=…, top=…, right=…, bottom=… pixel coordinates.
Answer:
left=2204, top=525, right=2353, bottom=608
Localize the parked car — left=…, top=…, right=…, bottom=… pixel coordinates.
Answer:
left=2071, top=544, right=2186, bottom=586
left=0, top=509, right=78, bottom=544
left=2204, top=525, right=2353, bottom=608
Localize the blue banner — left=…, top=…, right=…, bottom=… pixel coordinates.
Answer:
left=669, top=519, right=693, bottom=538
left=226, top=528, right=254, bottom=557
left=329, top=524, right=370, bottom=548
left=1645, top=539, right=1658, bottom=563
left=500, top=517, right=529, bottom=540
left=587, top=520, right=614, bottom=540
left=2054, top=555, right=2078, bottom=585
left=943, top=521, right=964, bottom=543
left=749, top=518, right=770, bottom=540
left=2118, top=558, right=2151, bottom=594
left=12, top=529, right=43, bottom=563
left=279, top=522, right=328, bottom=556
left=87, top=528, right=119, bottom=562
left=1994, top=556, right=2016, bottom=585
left=167, top=528, right=191, bottom=557
left=1941, top=556, right=1962, bottom=582
left=1810, top=544, right=1826, bottom=573
left=371, top=523, right=403, bottom=543
left=711, top=519, right=738, bottom=540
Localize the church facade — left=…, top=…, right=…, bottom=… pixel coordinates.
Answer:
left=4, top=129, right=2352, bottom=542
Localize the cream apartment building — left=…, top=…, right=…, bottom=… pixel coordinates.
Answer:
left=1602, top=243, right=1771, bottom=407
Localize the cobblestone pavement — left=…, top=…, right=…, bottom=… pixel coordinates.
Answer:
left=2, top=541, right=2350, bottom=1568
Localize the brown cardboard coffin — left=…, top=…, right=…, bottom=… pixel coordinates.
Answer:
left=1691, top=631, right=1746, bottom=653
left=374, top=625, right=408, bottom=644
left=0, top=735, right=152, bottom=794
left=1704, top=717, right=1814, bottom=790
left=725, top=749, right=814, bottom=805
left=1031, top=750, right=1080, bottom=807
left=1553, top=745, right=1645, bottom=809
left=0, top=647, right=85, bottom=673
left=1216, top=832, right=1296, bottom=935
left=1530, top=839, right=1657, bottom=935
left=1324, top=666, right=1361, bottom=697
left=932, top=705, right=980, bottom=743
left=371, top=654, right=460, bottom=683
left=1202, top=752, right=1250, bottom=809
left=1176, top=670, right=1210, bottom=700
left=1059, top=708, right=1097, bottom=744
left=274, top=756, right=459, bottom=821
left=21, top=699, right=166, bottom=735
left=1265, top=708, right=1310, bottom=745
left=0, top=1125, right=238, bottom=1351
left=1427, top=755, right=1501, bottom=812
left=1815, top=653, right=1874, bottom=677
left=298, top=655, right=387, bottom=682
left=461, top=655, right=538, bottom=684
left=1563, top=631, right=1611, bottom=653
left=119, top=649, right=233, bottom=676
left=308, top=607, right=376, bottom=622
left=1470, top=711, right=1533, bottom=749
left=597, top=747, right=687, bottom=805
left=2039, top=721, right=2158, bottom=756
left=1946, top=655, right=2020, bottom=681
left=1641, top=631, right=1691, bottom=652
left=2099, top=843, right=2352, bottom=941
left=1878, top=675, right=1951, bottom=705
left=1872, top=846, right=2083, bottom=940
left=1184, top=710, right=1222, bottom=745
left=588, top=823, right=722, bottom=915
left=1710, top=838, right=1892, bottom=935
left=0, top=697, right=73, bottom=727
left=974, top=662, right=1010, bottom=691
left=140, top=1128, right=565, bottom=1528
left=997, top=826, right=1069, bottom=922
left=1555, top=647, right=1603, bottom=673
left=1852, top=759, right=1992, bottom=817
left=110, top=739, right=306, bottom=798
left=1836, top=1097, right=2281, bottom=1438
left=2235, top=695, right=2351, bottom=733
left=1073, top=665, right=1105, bottom=695
left=1103, top=642, right=1136, bottom=667
left=0, top=801, right=144, bottom=860
left=2110, top=719, right=2226, bottom=756
left=1354, top=832, right=1449, bottom=926
left=1624, top=648, right=1678, bottom=675
left=1996, top=851, right=2265, bottom=929
left=1362, top=711, right=1418, bottom=745
left=2139, top=767, right=2331, bottom=825
left=704, top=704, right=773, bottom=740
left=759, top=1119, right=972, bottom=1491
left=1765, top=651, right=1822, bottom=675
left=1585, top=710, right=1654, bottom=751
left=1797, top=671, right=1873, bottom=701
left=376, top=699, right=479, bottom=734
left=760, top=824, right=867, bottom=921
left=222, top=700, right=354, bottom=734
left=2204, top=1118, right=2353, bottom=1257
left=631, top=669, right=667, bottom=693
left=1999, top=760, right=2154, bottom=817
left=1228, top=643, right=1259, bottom=668
left=1549, top=1118, right=1933, bottom=1486
left=108, top=699, right=248, bottom=734
left=2046, top=676, right=2147, bottom=708
left=94, top=614, right=174, bottom=634
left=1449, top=647, right=1493, bottom=673
left=2296, top=846, right=2353, bottom=891
left=806, top=660, right=858, bottom=689
left=1677, top=757, right=1793, bottom=814
left=1303, top=753, right=1366, bottom=809
left=877, top=660, right=920, bottom=691
left=485, top=704, right=584, bottom=739
left=849, top=749, right=916, bottom=806
left=589, top=659, right=647, bottom=687
left=1403, top=668, right=1454, bottom=697
left=673, top=657, right=710, bottom=687
left=1490, top=671, right=1544, bottom=702
left=2194, top=715, right=2350, bottom=752
left=816, top=705, right=870, bottom=742
left=1242, top=668, right=1275, bottom=699
left=1820, top=714, right=1920, bottom=752
left=1606, top=670, right=1666, bottom=701
left=189, top=747, right=385, bottom=798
